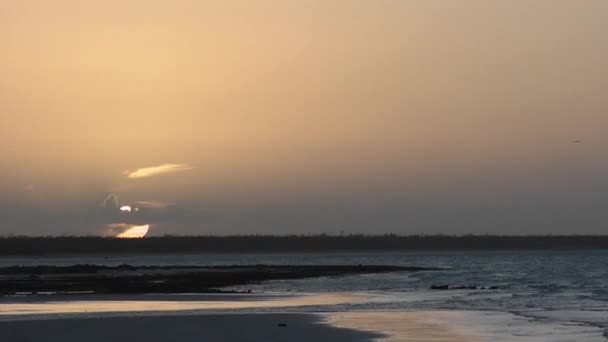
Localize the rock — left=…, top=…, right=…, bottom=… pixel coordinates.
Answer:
left=431, top=284, right=499, bottom=290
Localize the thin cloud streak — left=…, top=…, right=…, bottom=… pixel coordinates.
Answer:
left=125, top=164, right=194, bottom=179
left=135, top=200, right=173, bottom=209
left=101, top=194, right=119, bottom=208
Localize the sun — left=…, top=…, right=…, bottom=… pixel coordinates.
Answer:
left=117, top=224, right=150, bottom=238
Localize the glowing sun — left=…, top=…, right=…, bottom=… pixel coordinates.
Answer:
left=117, top=224, right=150, bottom=238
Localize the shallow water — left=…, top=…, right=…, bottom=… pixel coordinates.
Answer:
left=0, top=294, right=363, bottom=318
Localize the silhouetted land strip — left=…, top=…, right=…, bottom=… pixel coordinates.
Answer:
left=0, top=264, right=433, bottom=295
left=0, top=235, right=607, bottom=255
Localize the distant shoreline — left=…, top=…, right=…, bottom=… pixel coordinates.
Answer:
left=0, top=264, right=431, bottom=296
left=1, top=235, right=608, bottom=255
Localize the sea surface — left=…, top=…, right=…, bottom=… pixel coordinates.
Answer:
left=2, top=250, right=608, bottom=341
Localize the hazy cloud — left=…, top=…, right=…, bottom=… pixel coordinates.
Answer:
left=125, top=164, right=195, bottom=179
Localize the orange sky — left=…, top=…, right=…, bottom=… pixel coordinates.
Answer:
left=1, top=1, right=608, bottom=235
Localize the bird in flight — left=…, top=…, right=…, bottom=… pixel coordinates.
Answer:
left=572, top=140, right=583, bottom=144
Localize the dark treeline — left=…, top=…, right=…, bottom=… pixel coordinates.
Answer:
left=1, top=235, right=608, bottom=255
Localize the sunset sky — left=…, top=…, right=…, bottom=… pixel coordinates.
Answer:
left=2, top=0, right=608, bottom=235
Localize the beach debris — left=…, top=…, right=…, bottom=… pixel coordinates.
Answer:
left=430, top=285, right=449, bottom=290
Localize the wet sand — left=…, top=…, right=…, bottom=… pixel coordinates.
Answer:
left=0, top=312, right=476, bottom=342
left=0, top=314, right=384, bottom=342
left=326, top=312, right=475, bottom=342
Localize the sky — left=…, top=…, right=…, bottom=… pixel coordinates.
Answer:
left=1, top=0, right=608, bottom=236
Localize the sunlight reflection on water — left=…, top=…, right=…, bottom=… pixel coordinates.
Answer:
left=0, top=294, right=363, bottom=318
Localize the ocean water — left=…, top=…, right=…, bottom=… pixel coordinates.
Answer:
left=2, top=250, right=608, bottom=340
